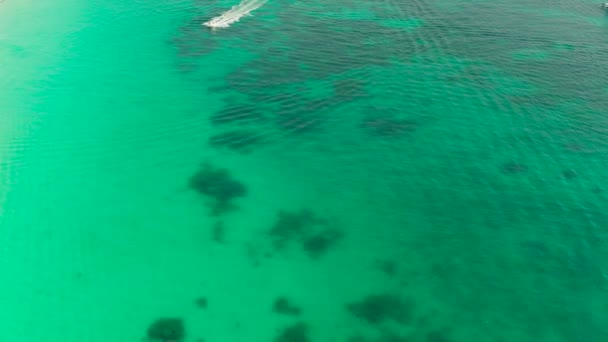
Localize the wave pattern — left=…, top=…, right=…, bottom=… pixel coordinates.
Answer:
left=203, top=0, right=268, bottom=28
left=3, top=0, right=608, bottom=341
left=167, top=0, right=608, bottom=340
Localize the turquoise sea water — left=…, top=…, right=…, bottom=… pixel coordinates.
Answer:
left=2, top=0, right=608, bottom=341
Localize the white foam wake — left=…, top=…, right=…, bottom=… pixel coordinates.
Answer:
left=203, top=0, right=267, bottom=28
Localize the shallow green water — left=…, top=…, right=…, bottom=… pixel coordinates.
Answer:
left=1, top=0, right=608, bottom=341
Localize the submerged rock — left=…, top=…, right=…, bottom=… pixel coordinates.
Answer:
left=302, top=228, right=343, bottom=259
left=189, top=163, right=247, bottom=214
left=275, top=322, right=311, bottom=342
left=269, top=210, right=319, bottom=249
left=147, top=318, right=185, bottom=342
left=347, top=294, right=413, bottom=325
left=273, top=297, right=302, bottom=316
left=268, top=209, right=344, bottom=259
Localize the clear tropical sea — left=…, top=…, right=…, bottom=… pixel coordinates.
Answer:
left=1, top=0, right=608, bottom=341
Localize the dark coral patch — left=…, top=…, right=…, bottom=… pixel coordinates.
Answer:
left=273, top=297, right=302, bottom=316
left=268, top=209, right=343, bottom=259
left=302, top=228, right=343, bottom=259
left=269, top=210, right=319, bottom=249
left=189, top=163, right=247, bottom=215
left=147, top=318, right=185, bottom=342
left=275, top=322, right=311, bottom=342
left=347, top=294, right=414, bottom=325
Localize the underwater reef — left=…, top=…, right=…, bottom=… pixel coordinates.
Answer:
left=189, top=163, right=247, bottom=215
left=147, top=318, right=185, bottom=342
left=269, top=209, right=319, bottom=249
left=273, top=296, right=302, bottom=316
left=268, top=209, right=343, bottom=259
left=301, top=228, right=344, bottom=259
left=347, top=293, right=414, bottom=325
left=275, top=322, right=311, bottom=342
